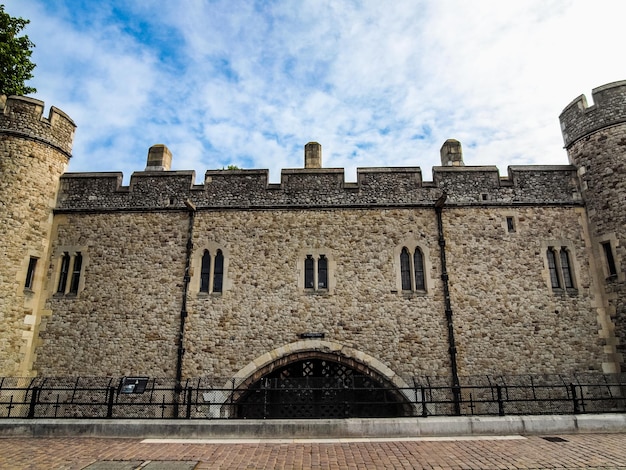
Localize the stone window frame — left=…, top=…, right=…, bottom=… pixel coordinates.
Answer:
left=297, top=249, right=336, bottom=294
left=52, top=246, right=88, bottom=297
left=597, top=234, right=622, bottom=282
left=393, top=240, right=433, bottom=295
left=191, top=242, right=230, bottom=297
left=541, top=241, right=579, bottom=295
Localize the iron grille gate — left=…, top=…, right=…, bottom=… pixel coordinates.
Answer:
left=235, top=359, right=408, bottom=418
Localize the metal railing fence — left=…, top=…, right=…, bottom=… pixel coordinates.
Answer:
left=0, top=374, right=624, bottom=419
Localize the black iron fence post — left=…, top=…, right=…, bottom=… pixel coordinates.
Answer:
left=421, top=386, right=428, bottom=417
left=496, top=384, right=504, bottom=416
left=186, top=387, right=193, bottom=419
left=107, top=386, right=115, bottom=418
left=27, top=386, right=39, bottom=418
left=570, top=383, right=580, bottom=414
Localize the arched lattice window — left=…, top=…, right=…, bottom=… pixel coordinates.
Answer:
left=303, top=253, right=330, bottom=292
left=400, top=246, right=426, bottom=292
left=546, top=246, right=576, bottom=291
left=56, top=251, right=85, bottom=295
left=199, top=248, right=225, bottom=294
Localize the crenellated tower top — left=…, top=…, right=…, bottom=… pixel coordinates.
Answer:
left=559, top=80, right=626, bottom=149
left=0, top=95, right=76, bottom=158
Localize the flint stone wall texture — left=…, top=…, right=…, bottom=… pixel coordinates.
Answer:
left=55, top=165, right=581, bottom=211
left=0, top=96, right=74, bottom=376
left=37, top=212, right=187, bottom=376
left=35, top=204, right=605, bottom=379
left=562, top=81, right=626, bottom=370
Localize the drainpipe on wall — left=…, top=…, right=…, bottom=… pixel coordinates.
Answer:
left=174, top=199, right=196, bottom=416
left=435, top=192, right=461, bottom=415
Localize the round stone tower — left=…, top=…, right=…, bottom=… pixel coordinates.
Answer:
left=0, top=95, right=75, bottom=376
left=559, top=80, right=626, bottom=373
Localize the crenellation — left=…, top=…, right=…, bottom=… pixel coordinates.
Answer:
left=54, top=164, right=582, bottom=211
left=560, top=80, right=626, bottom=148
left=0, top=95, right=76, bottom=157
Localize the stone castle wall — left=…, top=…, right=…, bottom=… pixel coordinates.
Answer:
left=35, top=203, right=606, bottom=379
left=0, top=96, right=75, bottom=376
left=561, top=80, right=626, bottom=372
left=2, top=80, right=624, bottom=381
left=54, top=165, right=581, bottom=212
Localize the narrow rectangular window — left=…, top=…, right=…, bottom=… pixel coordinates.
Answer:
left=304, top=255, right=314, bottom=288
left=602, top=241, right=618, bottom=278
left=213, top=250, right=224, bottom=293
left=547, top=248, right=560, bottom=289
left=560, top=248, right=574, bottom=289
left=57, top=252, right=71, bottom=293
left=506, top=217, right=515, bottom=233
left=400, top=247, right=411, bottom=291
left=200, top=251, right=211, bottom=292
left=318, top=255, right=328, bottom=289
left=69, top=252, right=83, bottom=294
left=413, top=248, right=425, bottom=290
left=25, top=257, right=37, bottom=289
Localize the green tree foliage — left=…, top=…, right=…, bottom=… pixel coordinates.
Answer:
left=0, top=5, right=36, bottom=95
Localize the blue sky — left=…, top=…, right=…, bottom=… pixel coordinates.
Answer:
left=4, top=0, right=626, bottom=183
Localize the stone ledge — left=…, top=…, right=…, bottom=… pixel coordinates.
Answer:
left=0, top=414, right=624, bottom=439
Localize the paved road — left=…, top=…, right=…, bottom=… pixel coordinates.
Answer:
left=1, top=434, right=626, bottom=469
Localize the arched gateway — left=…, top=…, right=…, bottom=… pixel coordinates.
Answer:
left=230, top=341, right=414, bottom=419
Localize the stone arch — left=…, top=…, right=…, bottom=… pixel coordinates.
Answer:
left=226, top=341, right=416, bottom=418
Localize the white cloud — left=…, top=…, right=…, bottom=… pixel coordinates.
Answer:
left=4, top=0, right=626, bottom=184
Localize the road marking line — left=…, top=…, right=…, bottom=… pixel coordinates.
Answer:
left=141, top=435, right=527, bottom=444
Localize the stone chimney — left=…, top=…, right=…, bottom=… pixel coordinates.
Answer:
left=440, top=139, right=464, bottom=166
left=305, top=142, right=322, bottom=169
left=145, top=144, right=172, bottom=171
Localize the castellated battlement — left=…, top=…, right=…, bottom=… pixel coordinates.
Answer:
left=0, top=95, right=76, bottom=157
left=559, top=80, right=626, bottom=148
left=56, top=160, right=581, bottom=211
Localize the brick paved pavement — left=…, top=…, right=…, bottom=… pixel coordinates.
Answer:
left=1, top=434, right=626, bottom=469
